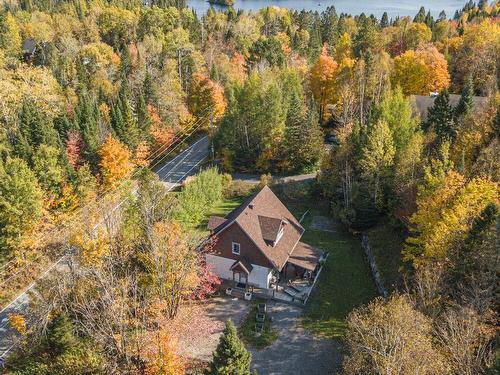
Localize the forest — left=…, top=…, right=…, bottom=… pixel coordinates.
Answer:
left=0, top=0, right=499, bottom=373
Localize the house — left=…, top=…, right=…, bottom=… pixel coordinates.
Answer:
left=22, top=39, right=37, bottom=62
left=205, top=186, right=324, bottom=291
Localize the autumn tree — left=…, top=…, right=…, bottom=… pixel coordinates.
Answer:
left=310, top=46, right=338, bottom=123
left=0, top=157, right=43, bottom=250
left=65, top=130, right=84, bottom=169
left=360, top=120, right=395, bottom=206
left=0, top=12, right=21, bottom=61
left=404, top=170, right=498, bottom=267
left=32, top=144, right=65, bottom=194
left=187, top=73, right=227, bottom=130
left=206, top=320, right=253, bottom=375
left=145, top=328, right=185, bottom=375
left=98, top=135, right=133, bottom=189
left=392, top=45, right=450, bottom=95
left=344, top=295, right=447, bottom=375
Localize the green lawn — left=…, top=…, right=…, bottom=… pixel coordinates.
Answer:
left=284, top=199, right=377, bottom=338
left=239, top=299, right=278, bottom=349
left=367, top=218, right=405, bottom=291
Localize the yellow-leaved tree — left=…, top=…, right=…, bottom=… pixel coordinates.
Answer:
left=98, top=135, right=133, bottom=189
left=392, top=44, right=450, bottom=95
left=405, top=169, right=498, bottom=267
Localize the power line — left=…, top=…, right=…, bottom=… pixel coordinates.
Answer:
left=0, top=108, right=213, bottom=287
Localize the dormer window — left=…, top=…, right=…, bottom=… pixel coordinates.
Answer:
left=232, top=242, right=241, bottom=255
left=275, top=225, right=284, bottom=245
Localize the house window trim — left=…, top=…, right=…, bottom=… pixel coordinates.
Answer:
left=232, top=242, right=241, bottom=255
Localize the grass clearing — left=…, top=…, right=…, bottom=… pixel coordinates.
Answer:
left=367, top=218, right=405, bottom=291
left=239, top=299, right=278, bottom=349
left=282, top=195, right=377, bottom=339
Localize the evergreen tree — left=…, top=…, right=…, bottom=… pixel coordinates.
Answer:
left=321, top=6, right=339, bottom=46
left=426, top=90, right=456, bottom=143
left=283, top=94, right=322, bottom=173
left=76, top=91, right=100, bottom=161
left=118, top=80, right=140, bottom=149
left=143, top=72, right=158, bottom=106
left=424, top=11, right=434, bottom=28
left=111, top=102, right=125, bottom=140
left=32, top=144, right=65, bottom=194
left=119, top=45, right=132, bottom=78
left=137, top=93, right=152, bottom=136
left=205, top=320, right=253, bottom=375
left=454, top=76, right=474, bottom=120
left=380, top=12, right=389, bottom=28
left=15, top=99, right=60, bottom=163
left=414, top=7, right=426, bottom=23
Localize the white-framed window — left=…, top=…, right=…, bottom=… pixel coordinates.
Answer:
left=232, top=242, right=241, bottom=255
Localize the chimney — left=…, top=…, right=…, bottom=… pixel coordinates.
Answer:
left=249, top=203, right=255, bottom=209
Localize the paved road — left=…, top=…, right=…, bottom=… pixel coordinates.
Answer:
left=0, top=136, right=210, bottom=361
left=155, top=136, right=210, bottom=190
left=231, top=172, right=318, bottom=184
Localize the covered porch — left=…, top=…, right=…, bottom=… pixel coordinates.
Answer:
left=229, top=258, right=253, bottom=291
left=269, top=242, right=326, bottom=304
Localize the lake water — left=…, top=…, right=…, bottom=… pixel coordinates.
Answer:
left=187, top=0, right=466, bottom=19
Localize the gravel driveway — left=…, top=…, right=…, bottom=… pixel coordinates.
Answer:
left=177, top=296, right=341, bottom=374
left=250, top=300, right=342, bottom=375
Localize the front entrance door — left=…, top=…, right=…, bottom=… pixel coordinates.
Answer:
left=234, top=272, right=247, bottom=289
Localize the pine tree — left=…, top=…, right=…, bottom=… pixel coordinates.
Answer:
left=15, top=99, right=60, bottom=163
left=424, top=11, right=434, bottom=28
left=143, top=72, right=158, bottom=106
left=119, top=45, right=132, bottom=78
left=118, top=80, right=140, bottom=149
left=77, top=91, right=100, bottom=161
left=137, top=93, right=152, bottom=136
left=454, top=76, right=474, bottom=120
left=414, top=7, right=426, bottom=23
left=283, top=93, right=322, bottom=173
left=205, top=320, right=253, bottom=375
left=427, top=90, right=455, bottom=143
left=380, top=12, right=389, bottom=28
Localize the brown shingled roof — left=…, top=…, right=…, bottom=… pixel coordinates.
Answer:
left=258, top=215, right=283, bottom=243
left=288, top=242, right=324, bottom=271
left=207, top=216, right=227, bottom=231
left=213, top=185, right=304, bottom=271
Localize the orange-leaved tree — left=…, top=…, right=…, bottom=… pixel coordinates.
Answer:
left=310, top=45, right=338, bottom=123
left=187, top=73, right=227, bottom=129
left=98, top=135, right=133, bottom=189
